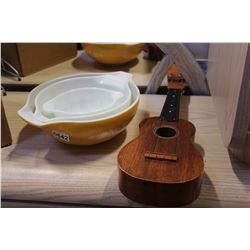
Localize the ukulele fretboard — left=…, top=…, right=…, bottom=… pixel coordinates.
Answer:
left=160, top=89, right=182, bottom=122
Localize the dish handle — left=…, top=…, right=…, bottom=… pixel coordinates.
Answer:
left=18, top=104, right=43, bottom=127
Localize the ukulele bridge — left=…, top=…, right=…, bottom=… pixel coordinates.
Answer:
left=144, top=151, right=178, bottom=161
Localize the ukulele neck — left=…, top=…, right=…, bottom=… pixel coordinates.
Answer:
left=160, top=88, right=182, bottom=122
left=160, top=64, right=187, bottom=122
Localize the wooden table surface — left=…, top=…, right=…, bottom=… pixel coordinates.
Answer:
left=1, top=92, right=250, bottom=207
left=1, top=51, right=158, bottom=87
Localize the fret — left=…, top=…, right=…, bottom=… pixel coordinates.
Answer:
left=160, top=89, right=182, bottom=122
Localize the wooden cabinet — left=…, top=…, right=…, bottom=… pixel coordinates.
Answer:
left=207, top=43, right=250, bottom=164
left=2, top=43, right=77, bottom=76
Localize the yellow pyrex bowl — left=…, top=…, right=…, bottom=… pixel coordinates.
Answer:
left=83, top=43, right=144, bottom=65
left=18, top=72, right=140, bottom=145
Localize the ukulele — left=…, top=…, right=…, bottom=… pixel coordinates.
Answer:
left=118, top=65, right=204, bottom=207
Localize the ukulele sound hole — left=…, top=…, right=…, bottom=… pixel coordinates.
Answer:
left=155, top=127, right=177, bottom=138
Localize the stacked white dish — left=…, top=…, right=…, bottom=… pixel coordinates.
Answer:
left=33, top=73, right=132, bottom=122
left=18, top=71, right=140, bottom=145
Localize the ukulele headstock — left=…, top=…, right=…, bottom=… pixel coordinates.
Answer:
left=167, top=64, right=188, bottom=92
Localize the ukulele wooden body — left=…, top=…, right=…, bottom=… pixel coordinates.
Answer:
left=118, top=117, right=204, bottom=207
